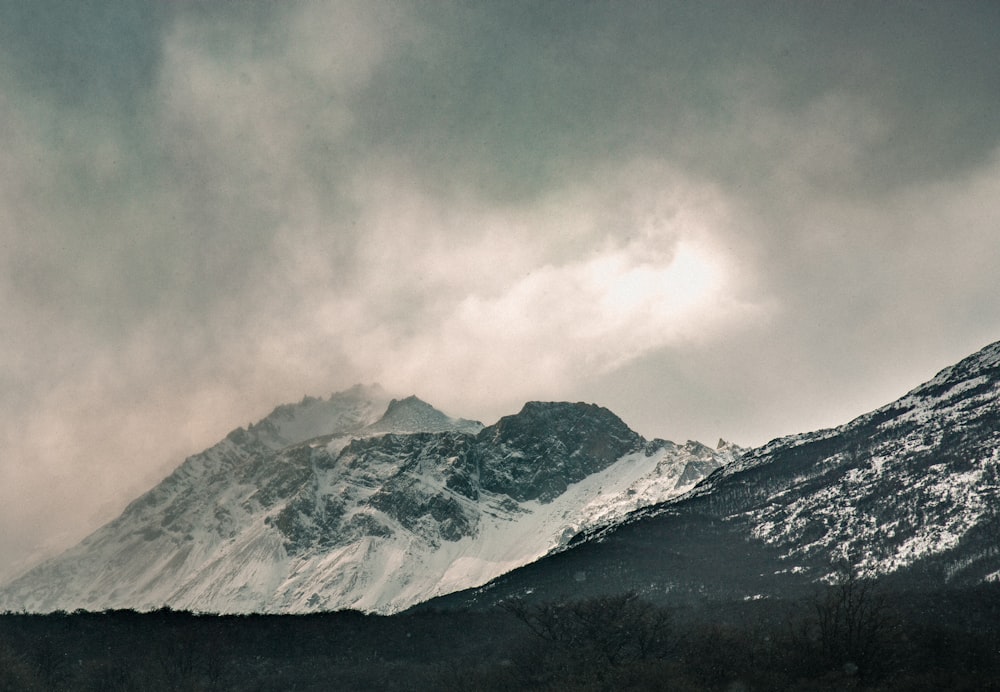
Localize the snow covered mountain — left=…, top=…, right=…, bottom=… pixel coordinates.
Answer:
left=428, top=340, right=1000, bottom=610
left=0, top=391, right=736, bottom=614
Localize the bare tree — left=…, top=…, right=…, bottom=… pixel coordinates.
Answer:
left=796, top=562, right=895, bottom=681
left=503, top=592, right=674, bottom=668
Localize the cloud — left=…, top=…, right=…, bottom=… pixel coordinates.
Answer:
left=309, top=161, right=763, bottom=414
left=413, top=238, right=735, bottom=383
left=613, top=145, right=1000, bottom=445
left=1, top=1, right=999, bottom=582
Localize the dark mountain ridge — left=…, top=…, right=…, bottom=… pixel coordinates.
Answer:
left=424, top=340, right=1000, bottom=610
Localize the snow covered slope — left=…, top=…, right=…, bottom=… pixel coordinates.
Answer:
left=0, top=393, right=734, bottom=614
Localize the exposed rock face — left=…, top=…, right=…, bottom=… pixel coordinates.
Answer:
left=267, top=403, right=654, bottom=553
left=476, top=402, right=646, bottom=502
left=273, top=431, right=480, bottom=554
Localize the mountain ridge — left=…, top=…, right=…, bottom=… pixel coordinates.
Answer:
left=423, top=339, right=1000, bottom=611
left=0, top=392, right=732, bottom=614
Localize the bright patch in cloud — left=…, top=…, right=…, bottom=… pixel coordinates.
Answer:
left=290, top=165, right=766, bottom=412
left=447, top=239, right=730, bottom=374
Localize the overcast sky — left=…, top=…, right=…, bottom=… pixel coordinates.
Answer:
left=2, top=0, right=999, bottom=581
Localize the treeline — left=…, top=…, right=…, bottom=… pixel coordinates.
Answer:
left=2, top=582, right=999, bottom=691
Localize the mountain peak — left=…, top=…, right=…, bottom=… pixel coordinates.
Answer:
left=476, top=401, right=646, bottom=503
left=238, top=384, right=392, bottom=449
left=488, top=401, right=636, bottom=436
left=364, top=396, right=483, bottom=435
left=385, top=395, right=436, bottom=415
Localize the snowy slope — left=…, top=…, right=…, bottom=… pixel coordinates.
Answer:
left=0, top=394, right=734, bottom=614
left=256, top=435, right=738, bottom=614
left=0, top=385, right=394, bottom=613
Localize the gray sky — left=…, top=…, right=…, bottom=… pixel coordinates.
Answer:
left=2, top=0, right=999, bottom=581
